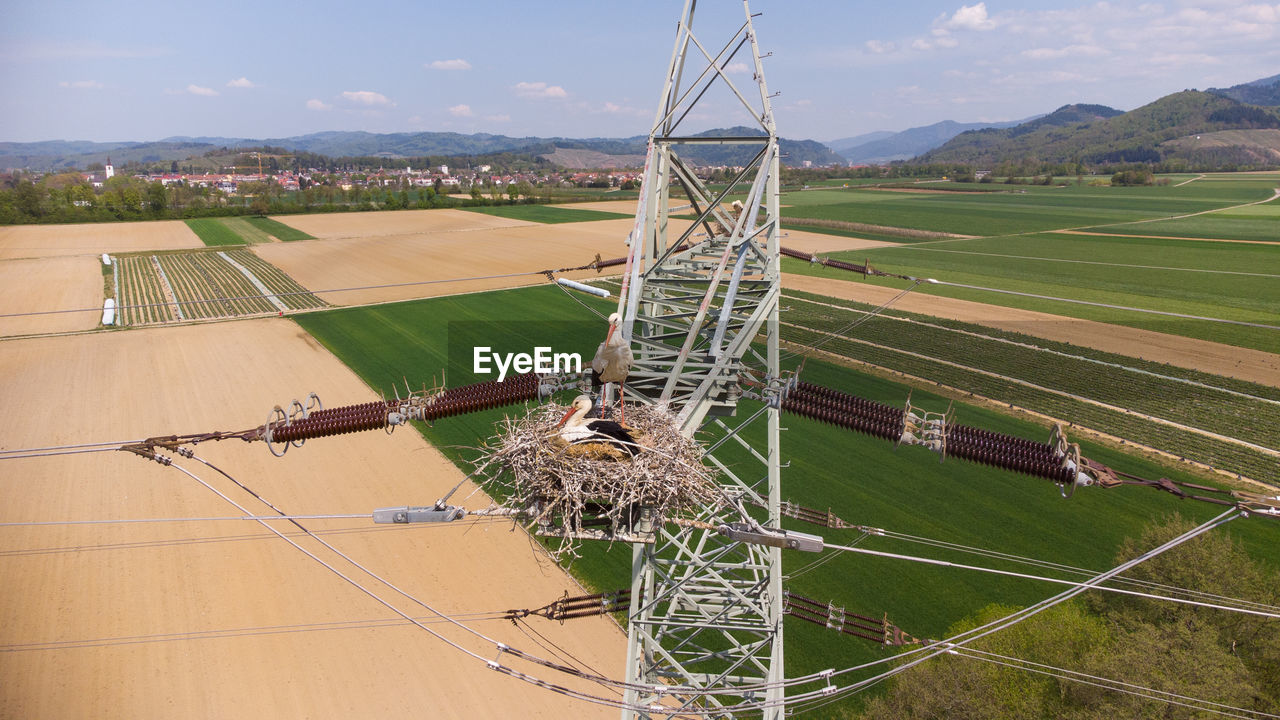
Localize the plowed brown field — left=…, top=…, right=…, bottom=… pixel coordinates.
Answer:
left=270, top=208, right=534, bottom=239
left=0, top=255, right=102, bottom=336
left=254, top=218, right=639, bottom=306
left=0, top=220, right=202, bottom=260
left=0, top=320, right=623, bottom=719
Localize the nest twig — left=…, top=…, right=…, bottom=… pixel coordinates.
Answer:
left=473, top=401, right=722, bottom=559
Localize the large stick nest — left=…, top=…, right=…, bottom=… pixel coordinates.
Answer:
left=474, top=401, right=723, bottom=557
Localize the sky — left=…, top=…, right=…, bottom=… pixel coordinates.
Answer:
left=2, top=0, right=1278, bottom=145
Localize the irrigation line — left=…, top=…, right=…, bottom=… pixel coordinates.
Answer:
left=784, top=293, right=1280, bottom=407
left=930, top=279, right=1280, bottom=331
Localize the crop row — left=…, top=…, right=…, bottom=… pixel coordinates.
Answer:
left=781, top=293, right=1280, bottom=449
left=781, top=323, right=1279, bottom=485
left=116, top=256, right=176, bottom=325
left=225, top=250, right=326, bottom=310
left=787, top=290, right=1280, bottom=402
left=113, top=250, right=325, bottom=323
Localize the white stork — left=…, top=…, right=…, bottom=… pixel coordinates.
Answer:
left=591, top=312, right=633, bottom=424
left=557, top=394, right=638, bottom=456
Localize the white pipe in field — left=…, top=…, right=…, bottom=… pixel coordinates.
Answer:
left=556, top=278, right=610, bottom=298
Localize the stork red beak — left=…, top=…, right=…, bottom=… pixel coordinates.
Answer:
left=557, top=407, right=576, bottom=427
left=605, top=325, right=615, bottom=345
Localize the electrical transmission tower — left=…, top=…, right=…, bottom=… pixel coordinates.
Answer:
left=615, top=1, right=786, bottom=716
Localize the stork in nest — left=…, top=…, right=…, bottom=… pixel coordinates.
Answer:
left=556, top=394, right=638, bottom=458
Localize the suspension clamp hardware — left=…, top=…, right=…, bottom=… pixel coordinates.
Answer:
left=372, top=505, right=466, bottom=524
left=718, top=522, right=823, bottom=552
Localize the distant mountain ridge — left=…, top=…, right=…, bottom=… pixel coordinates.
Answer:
left=917, top=90, right=1280, bottom=168
left=1, top=127, right=842, bottom=171
left=1208, top=73, right=1280, bottom=107
left=835, top=118, right=1036, bottom=164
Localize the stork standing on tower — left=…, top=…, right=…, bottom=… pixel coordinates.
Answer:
left=591, top=312, right=633, bottom=424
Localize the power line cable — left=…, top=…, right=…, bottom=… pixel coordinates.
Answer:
left=952, top=646, right=1280, bottom=720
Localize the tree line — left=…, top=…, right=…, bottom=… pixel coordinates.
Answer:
left=857, top=515, right=1279, bottom=719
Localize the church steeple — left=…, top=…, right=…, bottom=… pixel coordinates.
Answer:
left=104, top=156, right=114, bottom=179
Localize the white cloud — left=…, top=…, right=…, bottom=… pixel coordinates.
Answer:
left=58, top=80, right=103, bottom=89
left=342, top=90, right=393, bottom=106
left=1022, top=44, right=1109, bottom=60
left=723, top=62, right=750, bottom=73
left=945, top=3, right=997, bottom=31
left=865, top=40, right=897, bottom=54
left=187, top=84, right=218, bottom=96
left=603, top=102, right=622, bottom=113
left=306, top=99, right=332, bottom=111
left=513, top=81, right=568, bottom=99
left=226, top=77, right=255, bottom=88
left=428, top=58, right=472, bottom=70
left=448, top=104, right=473, bottom=117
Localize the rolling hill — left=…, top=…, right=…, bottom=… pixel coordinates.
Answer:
left=917, top=92, right=1280, bottom=168
left=1, top=128, right=843, bottom=171
left=1209, top=73, right=1280, bottom=107
left=835, top=118, right=1036, bottom=164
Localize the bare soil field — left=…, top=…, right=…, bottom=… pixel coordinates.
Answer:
left=259, top=211, right=892, bottom=308
left=270, top=208, right=534, bottom=240
left=0, top=320, right=624, bottom=719
left=0, top=220, right=202, bottom=260
left=778, top=228, right=894, bottom=254
left=254, top=217, right=641, bottom=306
left=0, top=255, right=102, bottom=336
left=784, top=273, right=1280, bottom=387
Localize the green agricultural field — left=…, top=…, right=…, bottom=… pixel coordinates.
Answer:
left=185, top=216, right=315, bottom=246
left=462, top=204, right=633, bottom=224
left=777, top=172, right=1279, bottom=237
left=244, top=216, right=315, bottom=241
left=293, top=284, right=1280, bottom=716
left=784, top=231, right=1280, bottom=352
left=1080, top=192, right=1280, bottom=242
left=185, top=218, right=246, bottom=247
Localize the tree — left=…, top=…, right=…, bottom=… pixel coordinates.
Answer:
left=147, top=182, right=168, bottom=216
left=1089, top=515, right=1280, bottom=702
left=860, top=603, right=1108, bottom=720
left=861, top=515, right=1280, bottom=719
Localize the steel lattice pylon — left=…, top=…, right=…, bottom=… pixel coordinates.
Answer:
left=613, top=2, right=786, bottom=716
